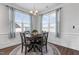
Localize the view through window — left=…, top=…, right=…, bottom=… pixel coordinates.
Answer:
left=15, top=10, right=31, bottom=33
left=42, top=11, right=56, bottom=33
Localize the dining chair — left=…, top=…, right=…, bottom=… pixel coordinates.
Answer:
left=20, top=32, right=31, bottom=55
left=20, top=32, right=25, bottom=53
left=24, top=31, right=30, bottom=34
left=35, top=33, right=48, bottom=54
left=42, top=32, right=48, bottom=53
left=23, top=32, right=31, bottom=55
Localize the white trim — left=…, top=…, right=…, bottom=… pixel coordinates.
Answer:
left=0, top=33, right=8, bottom=35
left=61, top=33, right=79, bottom=36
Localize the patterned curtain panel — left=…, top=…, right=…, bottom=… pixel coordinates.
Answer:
left=56, top=8, right=62, bottom=37
left=9, top=7, right=15, bottom=38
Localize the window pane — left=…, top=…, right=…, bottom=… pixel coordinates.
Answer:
left=23, top=23, right=31, bottom=32
left=42, top=15, right=49, bottom=32
left=42, top=11, right=56, bottom=33
left=15, top=11, right=23, bottom=23
left=15, top=23, right=22, bottom=32
left=22, top=14, right=31, bottom=24
left=49, top=12, right=56, bottom=32
left=15, top=10, right=31, bottom=33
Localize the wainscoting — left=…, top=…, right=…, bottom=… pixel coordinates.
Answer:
left=0, top=33, right=21, bottom=49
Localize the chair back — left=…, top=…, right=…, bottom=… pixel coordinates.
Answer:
left=25, top=31, right=30, bottom=34
left=43, top=32, right=48, bottom=38
left=42, top=32, right=48, bottom=45
left=20, top=32, right=25, bottom=44
left=23, top=32, right=31, bottom=45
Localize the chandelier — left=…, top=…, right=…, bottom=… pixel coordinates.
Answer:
left=29, top=4, right=38, bottom=15
left=30, top=10, right=38, bottom=15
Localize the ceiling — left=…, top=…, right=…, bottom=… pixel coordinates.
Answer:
left=14, top=3, right=61, bottom=13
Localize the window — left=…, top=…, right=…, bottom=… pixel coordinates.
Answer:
left=49, top=12, right=56, bottom=32
left=15, top=10, right=31, bottom=33
left=42, top=15, right=49, bottom=32
left=42, top=11, right=56, bottom=33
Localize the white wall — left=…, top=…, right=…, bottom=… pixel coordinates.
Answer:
left=0, top=4, right=9, bottom=34
left=31, top=15, right=37, bottom=30
left=48, top=4, right=79, bottom=51
left=0, top=4, right=21, bottom=49
left=36, top=15, right=42, bottom=33
left=31, top=15, right=42, bottom=33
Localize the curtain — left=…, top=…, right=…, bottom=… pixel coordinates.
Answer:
left=56, top=8, right=62, bottom=37
left=9, top=7, right=15, bottom=38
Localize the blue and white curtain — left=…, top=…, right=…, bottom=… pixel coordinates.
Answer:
left=8, top=7, right=15, bottom=38
left=56, top=8, right=62, bottom=37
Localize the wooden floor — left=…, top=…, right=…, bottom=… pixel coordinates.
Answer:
left=0, top=43, right=79, bottom=55
left=51, top=43, right=79, bottom=55
left=0, top=44, right=20, bottom=55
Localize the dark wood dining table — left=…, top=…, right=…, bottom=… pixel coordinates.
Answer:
left=25, top=34, right=43, bottom=41
left=25, top=34, right=43, bottom=52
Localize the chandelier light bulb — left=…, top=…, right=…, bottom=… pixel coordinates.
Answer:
left=30, top=10, right=33, bottom=14
left=35, top=10, right=38, bottom=13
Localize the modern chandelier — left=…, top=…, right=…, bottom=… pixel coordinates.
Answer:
left=30, top=10, right=38, bottom=15
left=29, top=4, right=38, bottom=15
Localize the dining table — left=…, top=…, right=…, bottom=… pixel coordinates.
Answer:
left=25, top=33, right=43, bottom=53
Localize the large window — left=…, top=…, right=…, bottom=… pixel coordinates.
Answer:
left=42, top=15, right=49, bottom=32
left=42, top=11, right=56, bottom=33
left=15, top=10, right=31, bottom=33
left=49, top=12, right=56, bottom=32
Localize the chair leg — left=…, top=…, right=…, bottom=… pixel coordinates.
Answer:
left=21, top=45, right=23, bottom=53
left=41, top=49, right=43, bottom=55
left=40, top=46, right=43, bottom=55
left=25, top=46, right=27, bottom=55
left=33, top=45, right=36, bottom=52
left=46, top=45, right=48, bottom=53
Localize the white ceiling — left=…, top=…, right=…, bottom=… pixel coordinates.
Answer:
left=14, top=3, right=61, bottom=12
